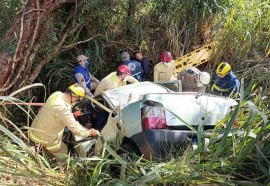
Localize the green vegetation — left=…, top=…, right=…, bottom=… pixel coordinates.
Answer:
left=0, top=83, right=269, bottom=185
left=0, top=0, right=269, bottom=185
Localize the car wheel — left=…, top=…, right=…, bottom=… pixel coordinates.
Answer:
left=117, top=144, right=136, bottom=162
left=110, top=142, right=141, bottom=178
left=117, top=140, right=141, bottom=162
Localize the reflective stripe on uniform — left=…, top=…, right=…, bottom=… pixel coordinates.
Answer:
left=211, top=84, right=229, bottom=92
left=29, top=130, right=46, bottom=144
left=110, top=74, right=119, bottom=86
left=85, top=79, right=90, bottom=85
left=46, top=143, right=61, bottom=150
left=29, top=130, right=61, bottom=150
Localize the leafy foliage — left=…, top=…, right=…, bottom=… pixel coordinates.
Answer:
left=0, top=0, right=270, bottom=185
left=0, top=0, right=23, bottom=37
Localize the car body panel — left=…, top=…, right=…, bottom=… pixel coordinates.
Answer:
left=130, top=129, right=210, bottom=160
left=120, top=92, right=237, bottom=138
left=73, top=82, right=172, bottom=157
left=156, top=80, right=182, bottom=92
left=101, top=81, right=173, bottom=111
left=119, top=92, right=237, bottom=159
left=74, top=112, right=126, bottom=157
left=72, top=81, right=237, bottom=160
left=93, top=115, right=127, bottom=156
left=121, top=101, right=143, bottom=137
left=141, top=93, right=237, bottom=126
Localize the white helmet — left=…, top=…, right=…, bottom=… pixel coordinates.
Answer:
left=198, top=72, right=210, bottom=87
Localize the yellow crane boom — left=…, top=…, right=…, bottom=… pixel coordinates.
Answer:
left=174, top=43, right=214, bottom=74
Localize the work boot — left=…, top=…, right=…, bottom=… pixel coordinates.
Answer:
left=55, top=154, right=68, bottom=171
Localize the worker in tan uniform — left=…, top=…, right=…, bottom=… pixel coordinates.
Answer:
left=177, top=67, right=210, bottom=92
left=29, top=84, right=99, bottom=160
left=94, top=65, right=139, bottom=96
left=154, top=51, right=177, bottom=82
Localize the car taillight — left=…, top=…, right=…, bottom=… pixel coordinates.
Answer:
left=141, top=106, right=167, bottom=130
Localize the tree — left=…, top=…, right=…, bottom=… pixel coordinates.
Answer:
left=0, top=0, right=101, bottom=95
left=0, top=0, right=230, bottom=96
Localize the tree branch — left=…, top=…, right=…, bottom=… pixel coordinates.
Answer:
left=27, top=22, right=84, bottom=83
left=61, top=34, right=102, bottom=50
left=0, top=2, right=27, bottom=92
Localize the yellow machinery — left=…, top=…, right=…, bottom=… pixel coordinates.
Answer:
left=174, top=43, right=214, bottom=74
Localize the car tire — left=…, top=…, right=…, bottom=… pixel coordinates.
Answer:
left=117, top=137, right=141, bottom=161
left=117, top=143, right=140, bottom=162
left=110, top=139, right=141, bottom=178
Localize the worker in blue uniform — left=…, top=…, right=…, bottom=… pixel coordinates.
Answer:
left=73, top=55, right=100, bottom=96
left=121, top=51, right=143, bottom=82
left=210, top=62, right=240, bottom=97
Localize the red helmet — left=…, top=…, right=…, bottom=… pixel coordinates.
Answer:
left=117, top=65, right=130, bottom=75
left=162, top=51, right=172, bottom=62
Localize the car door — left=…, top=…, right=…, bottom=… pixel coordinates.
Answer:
left=88, top=95, right=127, bottom=156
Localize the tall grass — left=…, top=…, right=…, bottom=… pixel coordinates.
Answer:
left=65, top=82, right=269, bottom=185
left=212, top=0, right=270, bottom=72
left=0, top=84, right=68, bottom=185
left=0, top=81, right=269, bottom=185
left=0, top=0, right=269, bottom=184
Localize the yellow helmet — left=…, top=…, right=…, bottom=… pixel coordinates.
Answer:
left=216, top=62, right=231, bottom=76
left=68, top=84, right=85, bottom=97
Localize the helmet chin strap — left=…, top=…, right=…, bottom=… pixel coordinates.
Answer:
left=117, top=74, right=126, bottom=82
left=121, top=74, right=127, bottom=81
left=69, top=94, right=78, bottom=106
left=69, top=94, right=74, bottom=104
left=198, top=74, right=203, bottom=85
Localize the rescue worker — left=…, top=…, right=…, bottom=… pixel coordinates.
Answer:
left=210, top=62, right=240, bottom=97
left=73, top=55, right=100, bottom=95
left=154, top=51, right=177, bottom=82
left=121, top=51, right=143, bottom=82
left=133, top=50, right=150, bottom=81
left=94, top=64, right=139, bottom=96
left=29, top=84, right=100, bottom=161
left=177, top=67, right=211, bottom=92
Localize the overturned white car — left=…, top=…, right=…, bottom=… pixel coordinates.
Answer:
left=69, top=81, right=237, bottom=160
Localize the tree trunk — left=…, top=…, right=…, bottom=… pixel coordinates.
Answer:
left=0, top=0, right=71, bottom=95
left=126, top=0, right=137, bottom=37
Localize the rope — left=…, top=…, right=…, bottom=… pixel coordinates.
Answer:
left=2, top=102, right=45, bottom=106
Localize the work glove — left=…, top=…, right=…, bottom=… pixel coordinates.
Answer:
left=88, top=128, right=100, bottom=139
left=73, top=110, right=82, bottom=117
